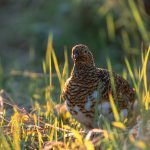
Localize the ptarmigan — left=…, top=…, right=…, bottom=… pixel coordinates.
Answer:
left=62, top=44, right=135, bottom=129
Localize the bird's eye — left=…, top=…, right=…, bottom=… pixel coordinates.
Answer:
left=85, top=50, right=87, bottom=53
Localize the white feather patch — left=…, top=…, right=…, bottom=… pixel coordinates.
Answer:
left=98, top=102, right=111, bottom=114
left=85, top=99, right=91, bottom=111
left=92, top=90, right=98, bottom=99
left=74, top=105, right=79, bottom=112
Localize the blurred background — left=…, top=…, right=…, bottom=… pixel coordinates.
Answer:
left=0, top=0, right=149, bottom=105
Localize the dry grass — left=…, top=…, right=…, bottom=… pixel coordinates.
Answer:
left=0, top=38, right=150, bottom=149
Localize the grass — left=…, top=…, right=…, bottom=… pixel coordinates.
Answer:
left=0, top=38, right=149, bottom=149
left=0, top=0, right=150, bottom=149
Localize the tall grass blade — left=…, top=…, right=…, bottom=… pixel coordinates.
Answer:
left=11, top=110, right=21, bottom=150
left=112, top=121, right=126, bottom=130
left=47, top=34, right=53, bottom=89
left=46, top=34, right=53, bottom=72
left=52, top=49, right=62, bottom=87
left=106, top=13, right=115, bottom=41
left=125, top=58, right=138, bottom=94
left=145, top=92, right=150, bottom=110
left=61, top=48, right=69, bottom=91
left=121, top=30, right=130, bottom=53
left=109, top=94, right=120, bottom=122
left=107, top=58, right=116, bottom=96
left=140, top=47, right=150, bottom=93
left=62, top=48, right=69, bottom=82
left=128, top=0, right=149, bottom=42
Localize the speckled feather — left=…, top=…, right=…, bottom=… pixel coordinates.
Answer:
left=62, top=44, right=135, bottom=128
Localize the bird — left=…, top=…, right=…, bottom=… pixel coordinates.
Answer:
left=62, top=44, right=135, bottom=129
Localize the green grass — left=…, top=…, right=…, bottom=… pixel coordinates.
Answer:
left=0, top=38, right=149, bottom=149
left=0, top=0, right=150, bottom=149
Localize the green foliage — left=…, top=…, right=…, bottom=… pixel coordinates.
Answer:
left=0, top=41, right=150, bottom=149
left=0, top=0, right=149, bottom=66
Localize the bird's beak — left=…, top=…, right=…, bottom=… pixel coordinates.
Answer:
left=73, top=51, right=79, bottom=60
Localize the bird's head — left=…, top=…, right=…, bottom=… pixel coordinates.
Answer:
left=72, top=44, right=95, bottom=66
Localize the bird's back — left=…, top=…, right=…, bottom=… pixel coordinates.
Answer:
left=97, top=68, right=135, bottom=106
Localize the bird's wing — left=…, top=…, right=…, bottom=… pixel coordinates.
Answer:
left=97, top=68, right=135, bottom=109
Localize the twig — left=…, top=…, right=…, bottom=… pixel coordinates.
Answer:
left=39, top=119, right=71, bottom=133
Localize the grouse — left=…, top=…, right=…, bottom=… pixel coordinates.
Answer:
left=62, top=44, right=135, bottom=129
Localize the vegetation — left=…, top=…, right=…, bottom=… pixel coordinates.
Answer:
left=0, top=0, right=150, bottom=149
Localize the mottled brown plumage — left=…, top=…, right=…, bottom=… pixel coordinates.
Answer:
left=62, top=44, right=135, bottom=128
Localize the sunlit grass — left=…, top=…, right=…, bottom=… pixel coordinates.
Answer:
left=0, top=0, right=150, bottom=148
left=128, top=0, right=149, bottom=42
left=0, top=38, right=149, bottom=149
